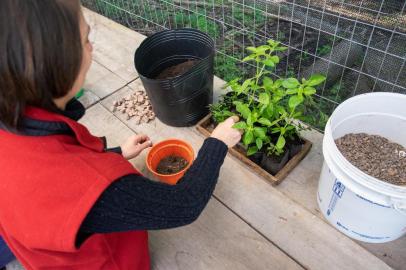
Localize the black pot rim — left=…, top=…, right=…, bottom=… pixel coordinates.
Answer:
left=134, top=28, right=214, bottom=82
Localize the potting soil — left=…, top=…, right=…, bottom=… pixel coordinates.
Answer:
left=335, top=133, right=406, bottom=185
left=156, top=60, right=199, bottom=79
left=156, top=155, right=189, bottom=175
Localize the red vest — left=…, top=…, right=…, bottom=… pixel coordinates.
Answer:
left=0, top=107, right=150, bottom=270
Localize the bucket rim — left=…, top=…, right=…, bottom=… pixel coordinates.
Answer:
left=324, top=93, right=406, bottom=199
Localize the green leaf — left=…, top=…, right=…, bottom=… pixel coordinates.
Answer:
left=233, top=121, right=247, bottom=130
left=304, top=86, right=317, bottom=96
left=258, top=117, right=272, bottom=126
left=270, top=55, right=280, bottom=64
left=223, top=111, right=234, bottom=117
left=280, top=127, right=286, bottom=135
left=274, top=79, right=283, bottom=88
left=256, top=45, right=270, bottom=54
left=247, top=146, right=259, bottom=156
left=243, top=130, right=254, bottom=145
left=263, top=59, right=275, bottom=67
left=265, top=103, right=274, bottom=117
left=241, top=79, right=252, bottom=92
left=286, top=88, right=298, bottom=95
left=235, top=102, right=251, bottom=119
left=267, top=40, right=278, bottom=46
left=276, top=136, right=286, bottom=150
left=246, top=46, right=257, bottom=53
left=256, top=138, right=263, bottom=150
left=274, top=46, right=288, bottom=51
left=307, top=74, right=326, bottom=86
left=282, top=78, right=300, bottom=89
left=242, top=55, right=256, bottom=62
left=288, top=95, right=304, bottom=109
left=259, top=93, right=270, bottom=105
left=247, top=114, right=254, bottom=126
left=254, top=127, right=267, bottom=139
left=292, top=111, right=303, bottom=118
left=276, top=105, right=287, bottom=115
left=263, top=77, right=273, bottom=91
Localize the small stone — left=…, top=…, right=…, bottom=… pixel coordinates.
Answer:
left=110, top=106, right=116, bottom=112
left=125, top=95, right=131, bottom=101
left=387, top=168, right=397, bottom=176
left=120, top=108, right=126, bottom=114
left=142, top=116, right=149, bottom=123
left=113, top=101, right=119, bottom=106
left=137, top=95, right=144, bottom=103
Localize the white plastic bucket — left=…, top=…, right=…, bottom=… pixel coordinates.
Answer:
left=317, top=92, right=406, bottom=243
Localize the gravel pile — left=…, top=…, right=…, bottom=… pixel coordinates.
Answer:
left=111, top=91, right=155, bottom=124
left=336, top=133, right=406, bottom=186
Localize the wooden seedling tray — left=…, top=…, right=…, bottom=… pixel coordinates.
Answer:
left=196, top=114, right=312, bottom=185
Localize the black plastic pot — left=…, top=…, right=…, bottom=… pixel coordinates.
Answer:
left=249, top=151, right=264, bottom=165
left=260, top=150, right=290, bottom=175
left=287, top=135, right=305, bottom=158
left=134, top=29, right=215, bottom=127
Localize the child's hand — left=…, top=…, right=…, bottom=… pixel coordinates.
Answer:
left=121, top=134, right=152, bottom=160
left=210, top=116, right=242, bottom=148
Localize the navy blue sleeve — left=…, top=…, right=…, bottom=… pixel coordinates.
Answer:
left=79, top=137, right=228, bottom=233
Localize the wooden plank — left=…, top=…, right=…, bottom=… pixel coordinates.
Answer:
left=84, top=61, right=127, bottom=99
left=148, top=199, right=302, bottom=270
left=83, top=8, right=145, bottom=82
left=100, top=82, right=392, bottom=270
left=77, top=88, right=100, bottom=109
left=196, top=114, right=312, bottom=186
left=79, top=104, right=304, bottom=270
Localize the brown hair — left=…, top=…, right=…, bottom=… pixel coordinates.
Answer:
left=0, top=0, right=82, bottom=130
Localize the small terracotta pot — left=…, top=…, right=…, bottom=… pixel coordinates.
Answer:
left=146, top=139, right=195, bottom=185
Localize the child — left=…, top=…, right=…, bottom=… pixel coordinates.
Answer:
left=0, top=1, right=241, bottom=269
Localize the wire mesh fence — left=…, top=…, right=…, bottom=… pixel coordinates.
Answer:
left=82, top=0, right=406, bottom=129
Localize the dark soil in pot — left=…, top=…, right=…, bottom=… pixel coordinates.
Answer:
left=156, top=155, right=189, bottom=175
left=287, top=135, right=305, bottom=158
left=156, top=60, right=200, bottom=79
left=260, top=150, right=290, bottom=175
left=335, top=133, right=406, bottom=186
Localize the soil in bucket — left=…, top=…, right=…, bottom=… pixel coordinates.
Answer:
left=156, top=155, right=189, bottom=175
left=156, top=60, right=200, bottom=79
left=335, top=133, right=406, bottom=186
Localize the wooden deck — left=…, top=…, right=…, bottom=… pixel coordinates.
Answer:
left=7, top=8, right=405, bottom=270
